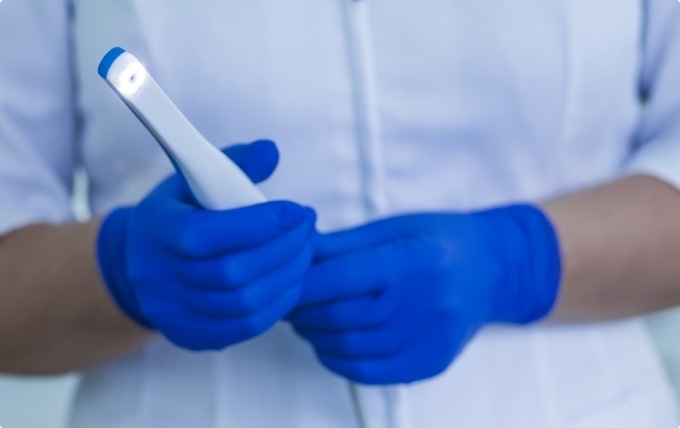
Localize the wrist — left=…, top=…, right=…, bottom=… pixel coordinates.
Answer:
left=97, top=208, right=153, bottom=329
left=479, top=204, right=562, bottom=324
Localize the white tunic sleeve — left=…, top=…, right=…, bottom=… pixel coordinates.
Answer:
left=625, top=0, right=680, bottom=187
left=0, top=0, right=77, bottom=236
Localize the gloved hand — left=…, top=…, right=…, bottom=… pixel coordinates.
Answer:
left=98, top=140, right=317, bottom=351
left=288, top=205, right=561, bottom=384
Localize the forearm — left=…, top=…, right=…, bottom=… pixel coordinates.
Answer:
left=543, top=174, right=680, bottom=322
left=0, top=219, right=150, bottom=375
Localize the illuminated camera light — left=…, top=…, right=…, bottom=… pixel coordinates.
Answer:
left=115, top=61, right=148, bottom=97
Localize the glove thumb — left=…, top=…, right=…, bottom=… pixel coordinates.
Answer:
left=222, top=139, right=279, bottom=184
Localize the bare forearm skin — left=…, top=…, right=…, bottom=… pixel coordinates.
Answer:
left=0, top=219, right=150, bottom=375
left=545, top=174, right=680, bottom=322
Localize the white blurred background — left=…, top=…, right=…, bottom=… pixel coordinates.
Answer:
left=0, top=375, right=78, bottom=428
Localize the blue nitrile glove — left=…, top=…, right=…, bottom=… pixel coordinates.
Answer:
left=97, top=140, right=317, bottom=351
left=288, top=205, right=561, bottom=384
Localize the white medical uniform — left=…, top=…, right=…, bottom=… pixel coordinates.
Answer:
left=1, top=0, right=680, bottom=427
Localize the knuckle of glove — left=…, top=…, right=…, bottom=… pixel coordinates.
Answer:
left=217, top=259, right=250, bottom=288
left=273, top=202, right=313, bottom=232
left=330, top=333, right=362, bottom=357
left=423, top=347, right=457, bottom=381
left=317, top=353, right=375, bottom=384
left=344, top=360, right=375, bottom=385
left=172, top=216, right=205, bottom=257
left=230, top=288, right=264, bottom=317
left=239, top=313, right=273, bottom=339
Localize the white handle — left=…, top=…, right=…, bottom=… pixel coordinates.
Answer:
left=99, top=47, right=266, bottom=210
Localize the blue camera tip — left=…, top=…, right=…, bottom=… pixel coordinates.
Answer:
left=98, top=47, right=127, bottom=79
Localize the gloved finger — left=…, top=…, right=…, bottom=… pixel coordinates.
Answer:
left=154, top=285, right=301, bottom=351
left=315, top=214, right=432, bottom=261
left=167, top=201, right=315, bottom=259
left=288, top=285, right=405, bottom=331
left=298, top=237, right=437, bottom=307
left=221, top=139, right=279, bottom=184
left=293, top=309, right=420, bottom=359
left=171, top=215, right=316, bottom=289
left=316, top=327, right=462, bottom=385
left=146, top=173, right=197, bottom=206
left=173, top=239, right=314, bottom=318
